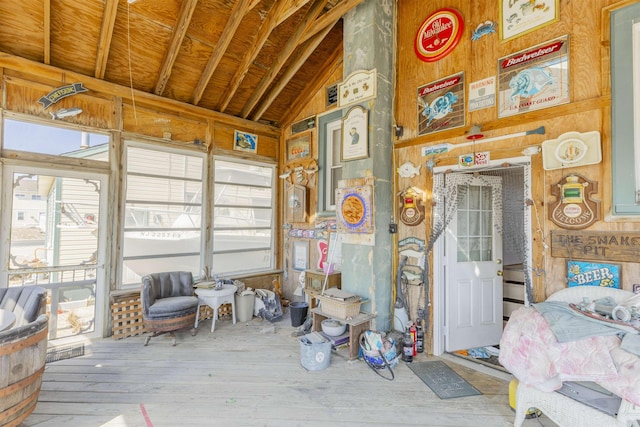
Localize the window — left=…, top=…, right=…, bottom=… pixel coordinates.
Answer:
left=122, top=144, right=205, bottom=285
left=611, top=3, right=640, bottom=215
left=3, top=118, right=109, bottom=161
left=317, top=110, right=343, bottom=214
left=17, top=212, right=24, bottom=221
left=212, top=157, right=275, bottom=275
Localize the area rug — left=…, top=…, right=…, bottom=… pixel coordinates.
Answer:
left=408, top=360, right=482, bottom=399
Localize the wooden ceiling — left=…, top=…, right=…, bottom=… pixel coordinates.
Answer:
left=0, top=0, right=363, bottom=128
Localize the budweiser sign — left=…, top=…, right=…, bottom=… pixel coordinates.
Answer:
left=414, top=8, right=464, bottom=63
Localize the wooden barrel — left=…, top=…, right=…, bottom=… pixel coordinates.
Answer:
left=0, top=315, right=49, bottom=427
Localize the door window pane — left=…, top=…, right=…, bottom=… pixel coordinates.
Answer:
left=456, top=184, right=494, bottom=262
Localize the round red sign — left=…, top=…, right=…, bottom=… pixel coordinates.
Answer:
left=414, top=8, right=464, bottom=63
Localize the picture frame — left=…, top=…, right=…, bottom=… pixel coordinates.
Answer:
left=286, top=131, right=311, bottom=162
left=233, top=130, right=258, bottom=154
left=500, top=0, right=559, bottom=41
left=292, top=240, right=309, bottom=271
left=286, top=184, right=307, bottom=224
left=497, top=35, right=569, bottom=118
left=341, top=105, right=368, bottom=161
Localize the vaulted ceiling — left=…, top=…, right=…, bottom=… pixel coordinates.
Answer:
left=0, top=0, right=363, bottom=127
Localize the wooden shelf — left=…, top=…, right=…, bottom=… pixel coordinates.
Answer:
left=311, top=307, right=375, bottom=360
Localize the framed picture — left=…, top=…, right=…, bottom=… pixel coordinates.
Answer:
left=341, top=106, right=368, bottom=161
left=567, top=261, right=620, bottom=289
left=497, top=35, right=569, bottom=118
left=292, top=240, right=309, bottom=271
left=500, top=0, right=559, bottom=41
left=286, top=132, right=311, bottom=162
left=286, top=184, right=306, bottom=224
left=233, top=130, right=257, bottom=154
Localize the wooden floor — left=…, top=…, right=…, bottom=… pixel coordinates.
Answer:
left=26, top=313, right=557, bottom=427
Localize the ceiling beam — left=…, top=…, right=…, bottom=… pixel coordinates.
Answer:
left=154, top=0, right=199, bottom=95
left=241, top=0, right=329, bottom=118
left=278, top=39, right=343, bottom=127
left=300, top=0, right=363, bottom=44
left=191, top=0, right=251, bottom=106
left=253, top=21, right=337, bottom=122
left=277, top=0, right=313, bottom=25
left=43, top=0, right=51, bottom=64
left=94, top=0, right=119, bottom=79
left=217, top=1, right=290, bottom=112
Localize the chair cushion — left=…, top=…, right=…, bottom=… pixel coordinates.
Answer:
left=146, top=295, right=199, bottom=320
left=0, top=286, right=47, bottom=327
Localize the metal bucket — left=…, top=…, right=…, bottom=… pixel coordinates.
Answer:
left=299, top=332, right=331, bottom=371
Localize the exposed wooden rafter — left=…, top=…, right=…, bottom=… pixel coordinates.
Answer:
left=253, top=22, right=337, bottom=122
left=191, top=0, right=251, bottom=105
left=43, top=0, right=51, bottom=64
left=301, top=0, right=363, bottom=44
left=95, top=0, right=118, bottom=79
left=279, top=41, right=342, bottom=126
left=241, top=0, right=329, bottom=118
left=154, top=0, right=199, bottom=95
left=217, top=1, right=290, bottom=112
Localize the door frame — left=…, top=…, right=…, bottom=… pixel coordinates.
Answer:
left=431, top=156, right=533, bottom=355
left=0, top=163, right=110, bottom=342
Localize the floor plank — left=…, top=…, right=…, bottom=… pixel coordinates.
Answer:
left=26, top=314, right=557, bottom=427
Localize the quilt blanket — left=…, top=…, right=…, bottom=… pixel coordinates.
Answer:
left=499, top=306, right=640, bottom=406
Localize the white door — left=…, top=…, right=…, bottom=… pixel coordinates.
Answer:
left=445, top=174, right=503, bottom=351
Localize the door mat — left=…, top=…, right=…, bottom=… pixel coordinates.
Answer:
left=408, top=360, right=482, bottom=399
left=46, top=343, right=85, bottom=363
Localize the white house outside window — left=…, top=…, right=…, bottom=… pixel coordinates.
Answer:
left=212, top=157, right=275, bottom=275
left=122, top=144, right=205, bottom=286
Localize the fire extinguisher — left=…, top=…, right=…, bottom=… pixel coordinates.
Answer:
left=409, top=322, right=417, bottom=356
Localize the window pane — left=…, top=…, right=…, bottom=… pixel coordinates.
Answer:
left=482, top=187, right=492, bottom=209
left=3, top=119, right=109, bottom=160
left=212, top=158, right=275, bottom=275
left=214, top=184, right=272, bottom=207
left=481, top=237, right=493, bottom=261
left=215, top=160, right=273, bottom=187
left=122, top=145, right=204, bottom=285
left=468, top=237, right=482, bottom=261
left=469, top=186, right=481, bottom=209
left=457, top=237, right=469, bottom=262
left=213, top=250, right=272, bottom=275
left=127, top=147, right=203, bottom=179
left=10, top=174, right=100, bottom=270
left=213, top=207, right=272, bottom=228
left=458, top=185, right=468, bottom=209
left=457, top=210, right=469, bottom=236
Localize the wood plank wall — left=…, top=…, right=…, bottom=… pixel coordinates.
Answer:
left=393, top=0, right=640, bottom=303
left=284, top=0, right=640, bottom=314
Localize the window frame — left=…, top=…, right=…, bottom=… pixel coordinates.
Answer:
left=211, top=155, right=276, bottom=276
left=317, top=110, right=343, bottom=216
left=120, top=140, right=207, bottom=287
left=611, top=2, right=640, bottom=216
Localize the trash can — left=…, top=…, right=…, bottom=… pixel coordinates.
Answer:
left=299, top=332, right=331, bottom=371
left=235, top=291, right=256, bottom=322
left=289, top=301, right=308, bottom=327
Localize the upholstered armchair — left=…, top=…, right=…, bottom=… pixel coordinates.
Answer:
left=140, top=271, right=199, bottom=346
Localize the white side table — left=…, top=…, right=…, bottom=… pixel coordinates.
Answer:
left=194, top=285, right=237, bottom=332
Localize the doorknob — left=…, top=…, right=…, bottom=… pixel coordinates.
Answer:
left=496, top=259, right=502, bottom=264
left=497, top=270, right=503, bottom=276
